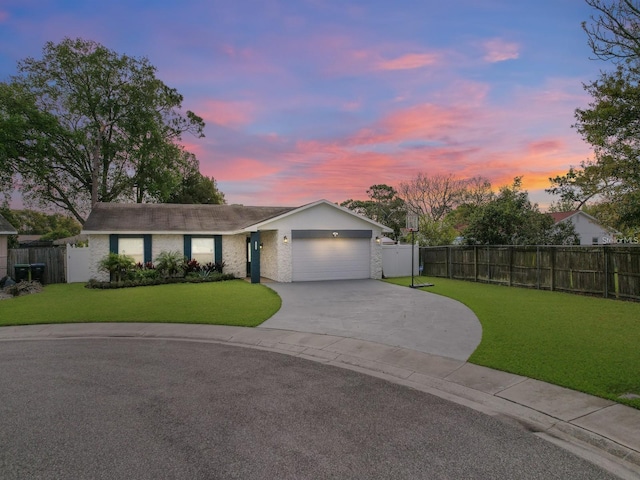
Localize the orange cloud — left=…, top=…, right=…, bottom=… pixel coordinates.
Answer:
left=376, top=52, right=439, bottom=71
left=483, top=38, right=520, bottom=62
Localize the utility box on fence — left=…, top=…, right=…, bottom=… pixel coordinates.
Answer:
left=30, top=263, right=46, bottom=284
left=14, top=264, right=31, bottom=282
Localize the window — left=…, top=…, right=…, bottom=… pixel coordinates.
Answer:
left=191, top=237, right=215, bottom=264
left=592, top=237, right=599, bottom=245
left=119, top=237, right=144, bottom=264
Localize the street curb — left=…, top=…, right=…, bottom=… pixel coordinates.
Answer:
left=1, top=323, right=639, bottom=479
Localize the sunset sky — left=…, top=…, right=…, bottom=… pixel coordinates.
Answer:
left=0, top=0, right=604, bottom=209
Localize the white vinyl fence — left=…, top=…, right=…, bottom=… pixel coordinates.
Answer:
left=66, top=243, right=90, bottom=283
left=381, top=244, right=419, bottom=278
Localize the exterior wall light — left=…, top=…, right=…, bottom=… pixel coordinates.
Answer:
left=332, top=231, right=339, bottom=237
left=375, top=236, right=381, bottom=244
left=283, top=235, right=288, bottom=244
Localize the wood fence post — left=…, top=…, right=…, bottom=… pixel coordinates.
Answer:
left=550, top=247, right=555, bottom=291
left=603, top=246, right=608, bottom=298
left=508, top=246, right=513, bottom=286
left=473, top=246, right=478, bottom=282
left=536, top=246, right=540, bottom=290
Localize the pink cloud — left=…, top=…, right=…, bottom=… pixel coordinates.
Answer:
left=376, top=52, right=439, bottom=71
left=198, top=99, right=256, bottom=128
left=483, top=38, right=520, bottom=63
left=211, top=157, right=281, bottom=182
left=0, top=11, right=9, bottom=22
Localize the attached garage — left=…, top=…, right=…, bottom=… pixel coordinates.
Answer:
left=292, top=234, right=371, bottom=282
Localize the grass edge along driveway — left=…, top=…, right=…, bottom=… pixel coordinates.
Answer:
left=385, top=276, right=640, bottom=410
left=0, top=280, right=281, bottom=328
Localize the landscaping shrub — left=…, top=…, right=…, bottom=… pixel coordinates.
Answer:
left=85, top=272, right=235, bottom=289
left=154, top=251, right=186, bottom=278
left=98, top=252, right=136, bottom=282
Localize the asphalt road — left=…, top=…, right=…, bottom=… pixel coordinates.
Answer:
left=0, top=339, right=618, bottom=480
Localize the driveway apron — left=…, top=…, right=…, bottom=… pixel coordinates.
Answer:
left=262, top=280, right=482, bottom=361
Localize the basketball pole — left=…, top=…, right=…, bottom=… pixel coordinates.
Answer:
left=411, top=229, right=415, bottom=288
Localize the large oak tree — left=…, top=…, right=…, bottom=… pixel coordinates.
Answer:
left=0, top=38, right=216, bottom=223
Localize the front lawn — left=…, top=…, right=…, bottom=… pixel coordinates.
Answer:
left=385, top=276, right=640, bottom=409
left=0, top=280, right=280, bottom=327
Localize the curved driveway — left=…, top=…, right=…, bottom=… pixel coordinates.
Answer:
left=262, top=279, right=482, bottom=361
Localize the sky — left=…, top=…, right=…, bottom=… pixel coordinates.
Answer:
left=0, top=0, right=606, bottom=209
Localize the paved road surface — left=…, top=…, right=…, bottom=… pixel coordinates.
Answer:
left=0, top=339, right=618, bottom=479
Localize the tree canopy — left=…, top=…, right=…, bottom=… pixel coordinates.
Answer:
left=465, top=178, right=579, bottom=245
left=341, top=184, right=406, bottom=240
left=0, top=38, right=220, bottom=223
left=548, top=1, right=640, bottom=232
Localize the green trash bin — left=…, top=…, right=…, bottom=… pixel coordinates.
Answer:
left=30, top=263, right=46, bottom=284
left=14, top=264, right=31, bottom=282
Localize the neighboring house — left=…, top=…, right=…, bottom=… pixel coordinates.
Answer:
left=82, top=199, right=393, bottom=283
left=548, top=211, right=618, bottom=245
left=0, top=213, right=18, bottom=278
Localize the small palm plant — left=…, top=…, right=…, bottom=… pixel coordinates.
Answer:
left=98, top=252, right=135, bottom=282
left=154, top=250, right=186, bottom=278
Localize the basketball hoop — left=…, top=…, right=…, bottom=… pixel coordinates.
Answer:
left=406, top=212, right=419, bottom=232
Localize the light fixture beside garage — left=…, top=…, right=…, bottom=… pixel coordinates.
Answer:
left=332, top=231, right=339, bottom=237
left=375, top=236, right=381, bottom=244
left=283, top=235, right=288, bottom=244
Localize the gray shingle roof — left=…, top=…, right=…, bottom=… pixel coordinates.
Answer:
left=0, top=213, right=17, bottom=234
left=82, top=203, right=298, bottom=233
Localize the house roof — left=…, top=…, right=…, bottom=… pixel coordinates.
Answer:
left=82, top=200, right=394, bottom=234
left=548, top=211, right=579, bottom=223
left=547, top=210, right=619, bottom=234
left=0, top=213, right=17, bottom=235
left=82, top=203, right=298, bottom=234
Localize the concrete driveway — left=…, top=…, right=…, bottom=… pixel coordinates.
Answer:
left=262, top=280, right=482, bottom=361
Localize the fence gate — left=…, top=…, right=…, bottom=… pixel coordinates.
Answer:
left=66, top=244, right=90, bottom=283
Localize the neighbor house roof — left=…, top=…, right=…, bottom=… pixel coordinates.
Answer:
left=0, top=213, right=17, bottom=235
left=548, top=211, right=579, bottom=223
left=82, top=203, right=298, bottom=234
left=547, top=210, right=619, bottom=234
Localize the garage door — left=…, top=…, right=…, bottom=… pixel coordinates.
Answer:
left=292, top=238, right=371, bottom=281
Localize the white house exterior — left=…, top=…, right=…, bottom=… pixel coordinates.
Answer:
left=82, top=200, right=392, bottom=283
left=0, top=213, right=18, bottom=279
left=549, top=211, right=617, bottom=245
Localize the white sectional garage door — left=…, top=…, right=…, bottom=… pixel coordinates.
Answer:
left=292, top=238, right=371, bottom=281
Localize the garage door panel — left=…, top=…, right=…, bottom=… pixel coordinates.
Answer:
left=292, top=238, right=370, bottom=281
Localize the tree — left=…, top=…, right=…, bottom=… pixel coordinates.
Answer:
left=582, top=0, right=640, bottom=63
left=0, top=38, right=206, bottom=223
left=0, top=208, right=81, bottom=241
left=340, top=184, right=405, bottom=239
left=548, top=1, right=640, bottom=231
left=167, top=172, right=226, bottom=204
left=465, top=178, right=579, bottom=245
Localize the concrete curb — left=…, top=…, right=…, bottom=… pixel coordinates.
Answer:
left=1, top=323, right=639, bottom=479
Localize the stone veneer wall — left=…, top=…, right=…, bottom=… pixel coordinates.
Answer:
left=258, top=230, right=276, bottom=280
left=222, top=234, right=248, bottom=279
left=88, top=234, right=110, bottom=281
left=151, top=235, right=183, bottom=260
left=371, top=232, right=383, bottom=279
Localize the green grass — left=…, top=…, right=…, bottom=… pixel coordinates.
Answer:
left=385, top=276, right=640, bottom=409
left=0, top=280, right=281, bottom=327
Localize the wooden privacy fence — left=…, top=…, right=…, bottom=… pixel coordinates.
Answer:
left=420, top=245, right=640, bottom=302
left=7, top=247, right=66, bottom=284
